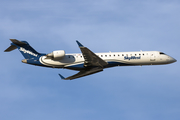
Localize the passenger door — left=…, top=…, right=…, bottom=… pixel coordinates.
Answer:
left=150, top=53, right=156, bottom=61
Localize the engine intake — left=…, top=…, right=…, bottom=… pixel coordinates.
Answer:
left=46, top=50, right=65, bottom=60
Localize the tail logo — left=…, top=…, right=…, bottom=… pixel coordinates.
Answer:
left=19, top=47, right=38, bottom=57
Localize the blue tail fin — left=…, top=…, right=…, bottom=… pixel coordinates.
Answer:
left=5, top=39, right=40, bottom=59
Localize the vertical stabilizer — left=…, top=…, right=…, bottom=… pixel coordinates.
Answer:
left=5, top=39, right=41, bottom=59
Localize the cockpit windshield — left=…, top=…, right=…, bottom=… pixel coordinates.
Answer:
left=160, top=52, right=166, bottom=55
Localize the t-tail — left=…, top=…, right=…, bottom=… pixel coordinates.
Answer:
left=4, top=39, right=44, bottom=65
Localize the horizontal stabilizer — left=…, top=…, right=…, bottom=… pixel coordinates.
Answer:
left=4, top=45, right=17, bottom=52
left=4, top=39, right=27, bottom=52
left=59, top=67, right=103, bottom=80
left=10, top=39, right=27, bottom=45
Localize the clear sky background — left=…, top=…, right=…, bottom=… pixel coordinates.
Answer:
left=1, top=0, right=180, bottom=120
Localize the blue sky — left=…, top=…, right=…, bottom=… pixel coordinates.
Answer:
left=1, top=0, right=180, bottom=120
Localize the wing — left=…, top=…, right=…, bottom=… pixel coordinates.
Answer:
left=76, top=40, right=108, bottom=67
left=59, top=41, right=107, bottom=80
left=59, top=67, right=103, bottom=80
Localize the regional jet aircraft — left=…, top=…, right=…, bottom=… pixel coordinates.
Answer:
left=5, top=39, right=176, bottom=80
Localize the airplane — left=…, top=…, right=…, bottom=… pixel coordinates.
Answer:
left=5, top=39, right=177, bottom=80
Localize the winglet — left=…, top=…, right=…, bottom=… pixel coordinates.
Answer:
left=76, top=40, right=84, bottom=47
left=58, top=74, right=66, bottom=80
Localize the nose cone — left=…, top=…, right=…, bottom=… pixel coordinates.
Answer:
left=170, top=57, right=177, bottom=63
left=173, top=58, right=177, bottom=62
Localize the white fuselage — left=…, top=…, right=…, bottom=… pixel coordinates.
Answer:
left=39, top=51, right=176, bottom=70
left=6, top=39, right=176, bottom=80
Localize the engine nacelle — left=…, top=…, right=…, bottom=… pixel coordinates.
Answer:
left=46, top=50, right=65, bottom=60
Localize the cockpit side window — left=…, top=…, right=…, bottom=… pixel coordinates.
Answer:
left=160, top=52, right=166, bottom=55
